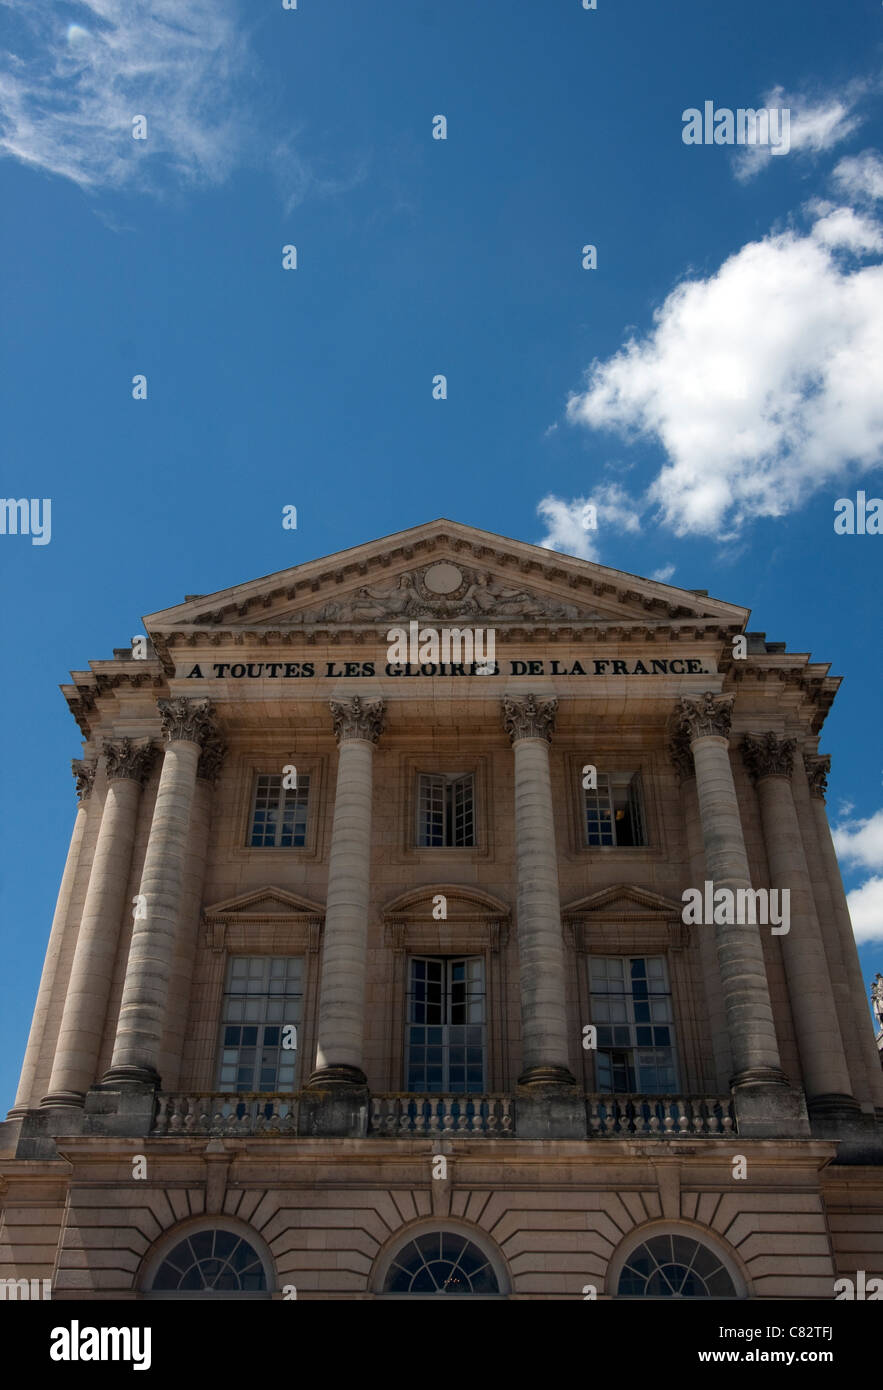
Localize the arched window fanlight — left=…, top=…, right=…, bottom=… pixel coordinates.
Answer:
left=617, top=1233, right=738, bottom=1298
left=151, top=1229, right=267, bottom=1293
left=383, top=1231, right=500, bottom=1295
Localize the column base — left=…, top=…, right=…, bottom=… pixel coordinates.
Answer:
left=307, top=1064, right=367, bottom=1089
left=732, top=1082, right=810, bottom=1137
left=39, top=1091, right=86, bottom=1110
left=5, top=1105, right=34, bottom=1120
left=729, top=1065, right=790, bottom=1089
left=98, top=1065, right=161, bottom=1089
left=517, top=1064, right=577, bottom=1089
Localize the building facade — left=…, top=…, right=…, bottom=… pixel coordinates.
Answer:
left=2, top=519, right=882, bottom=1300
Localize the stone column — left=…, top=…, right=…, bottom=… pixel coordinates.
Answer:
left=668, top=732, right=732, bottom=1091
left=309, top=696, right=384, bottom=1088
left=805, top=754, right=883, bottom=1114
left=158, top=735, right=225, bottom=1092
left=502, top=695, right=575, bottom=1087
left=41, top=742, right=156, bottom=1108
left=671, top=694, right=787, bottom=1091
left=742, top=734, right=855, bottom=1121
left=102, top=698, right=217, bottom=1089
left=8, top=763, right=96, bottom=1116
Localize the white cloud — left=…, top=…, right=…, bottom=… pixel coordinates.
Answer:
left=833, top=808, right=883, bottom=871
left=0, top=1, right=252, bottom=192
left=536, top=486, right=641, bottom=560
left=845, top=875, right=883, bottom=946
left=566, top=200, right=883, bottom=538
left=733, top=82, right=866, bottom=181
left=651, top=564, right=675, bottom=582
left=833, top=150, right=883, bottom=203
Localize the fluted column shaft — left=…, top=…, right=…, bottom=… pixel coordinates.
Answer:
left=673, top=695, right=786, bottom=1088
left=503, top=695, right=574, bottom=1087
left=10, top=765, right=95, bottom=1114
left=805, top=755, right=883, bottom=1112
left=310, top=697, right=384, bottom=1087
left=743, top=734, right=854, bottom=1112
left=41, top=745, right=154, bottom=1107
left=103, top=699, right=216, bottom=1088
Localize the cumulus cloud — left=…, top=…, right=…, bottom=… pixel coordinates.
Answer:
left=845, top=875, right=883, bottom=946
left=833, top=808, right=883, bottom=872
left=565, top=199, right=883, bottom=538
left=733, top=82, right=867, bottom=181
left=832, top=149, right=883, bottom=203
left=536, top=486, right=641, bottom=560
left=651, top=564, right=675, bottom=582
left=0, top=1, right=252, bottom=192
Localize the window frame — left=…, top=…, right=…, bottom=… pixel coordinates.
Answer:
left=404, top=953, right=488, bottom=1093
left=216, top=954, right=305, bottom=1094
left=415, top=772, right=476, bottom=849
left=587, top=953, right=680, bottom=1094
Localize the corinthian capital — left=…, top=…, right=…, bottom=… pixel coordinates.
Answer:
left=501, top=694, right=558, bottom=744
left=158, top=697, right=217, bottom=747
left=102, top=738, right=156, bottom=784
left=667, top=727, right=694, bottom=782
left=330, top=696, right=385, bottom=745
left=72, top=758, right=97, bottom=801
left=741, top=732, right=797, bottom=783
left=198, top=734, right=227, bottom=784
left=804, top=753, right=831, bottom=799
left=673, top=692, right=734, bottom=743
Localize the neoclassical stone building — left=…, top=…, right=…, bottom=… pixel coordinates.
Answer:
left=2, top=519, right=882, bottom=1300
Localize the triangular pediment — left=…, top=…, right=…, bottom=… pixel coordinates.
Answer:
left=203, top=886, right=325, bottom=921
left=562, top=884, right=681, bottom=919
left=143, top=520, right=747, bottom=647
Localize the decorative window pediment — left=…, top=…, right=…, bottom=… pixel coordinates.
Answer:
left=562, top=884, right=687, bottom=953
left=203, top=886, right=324, bottom=953
left=382, top=884, right=509, bottom=955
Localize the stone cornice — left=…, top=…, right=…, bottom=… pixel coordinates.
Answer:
left=741, top=732, right=798, bottom=783
left=330, top=696, right=385, bottom=745
left=502, top=694, right=558, bottom=744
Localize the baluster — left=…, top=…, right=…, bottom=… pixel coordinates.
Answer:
left=588, top=1098, right=602, bottom=1136
left=485, top=1098, right=497, bottom=1136
left=369, top=1097, right=382, bottom=1134
left=500, top=1097, right=513, bottom=1135
left=646, top=1100, right=660, bottom=1135
left=153, top=1094, right=169, bottom=1135
left=721, top=1100, right=734, bottom=1135
left=196, top=1095, right=210, bottom=1133
left=677, top=1101, right=690, bottom=1135
left=442, top=1098, right=455, bottom=1136
left=398, top=1098, right=412, bottom=1137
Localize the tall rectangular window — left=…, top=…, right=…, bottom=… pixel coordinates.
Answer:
left=584, top=772, right=646, bottom=847
left=249, top=773, right=310, bottom=848
left=405, top=956, right=486, bottom=1092
left=588, top=955, right=677, bottom=1093
left=417, top=773, right=475, bottom=847
left=217, top=956, right=303, bottom=1092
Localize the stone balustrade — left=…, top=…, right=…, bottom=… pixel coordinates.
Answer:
left=152, top=1093, right=298, bottom=1136
left=587, top=1094, right=735, bottom=1136
left=151, top=1091, right=737, bottom=1138
left=368, top=1094, right=515, bottom=1137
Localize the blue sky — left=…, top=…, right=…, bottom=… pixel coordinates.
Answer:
left=1, top=0, right=882, bottom=1111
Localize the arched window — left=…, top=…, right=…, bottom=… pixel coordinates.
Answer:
left=149, top=1228, right=268, bottom=1295
left=616, top=1232, right=740, bottom=1298
left=383, top=1231, right=501, bottom=1295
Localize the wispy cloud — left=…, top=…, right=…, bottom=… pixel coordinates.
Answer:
left=536, top=486, right=641, bottom=560
left=733, top=80, right=869, bottom=182
left=0, top=1, right=253, bottom=193
left=834, top=808, right=883, bottom=945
